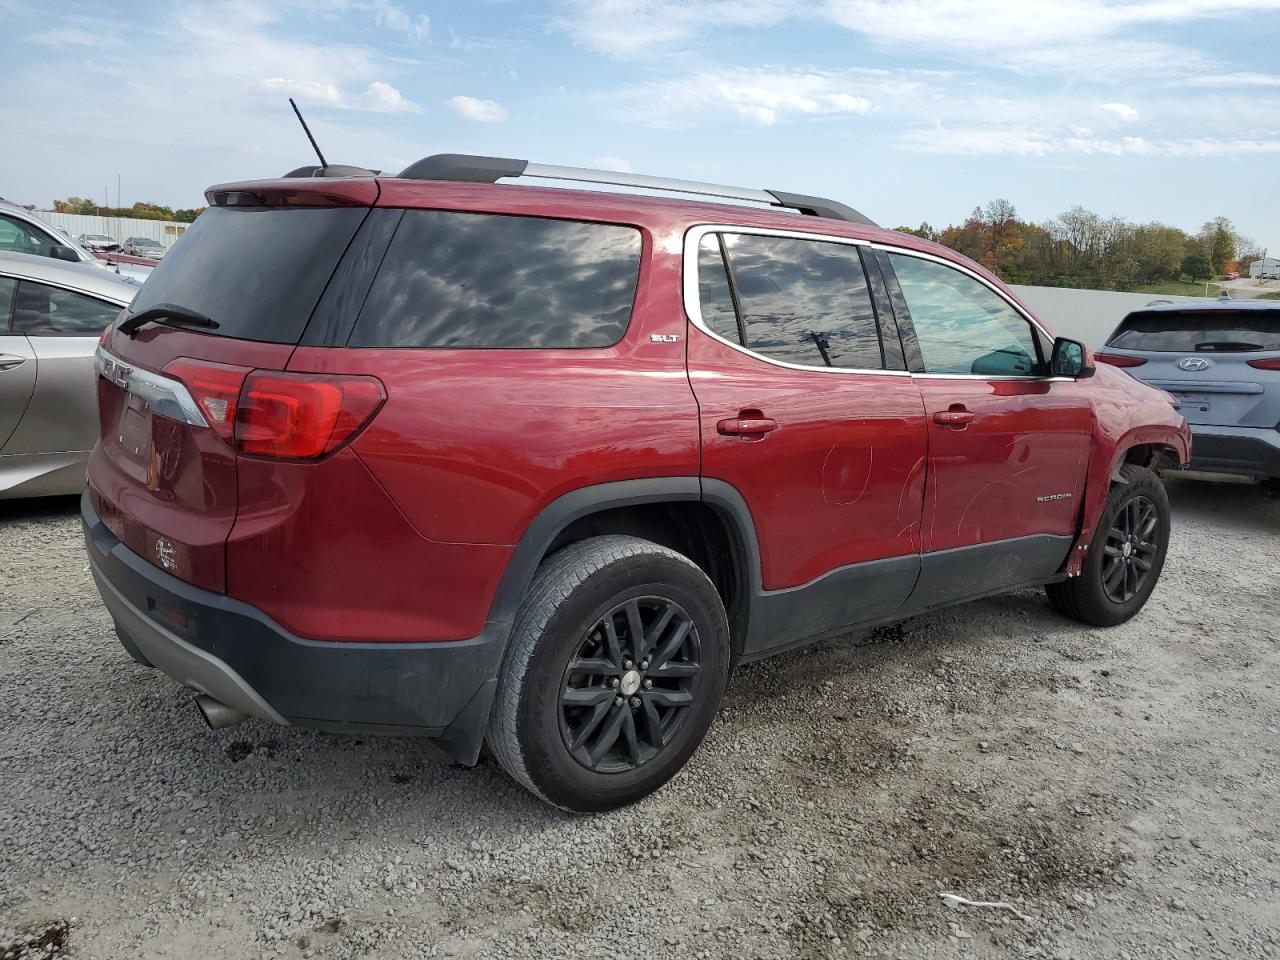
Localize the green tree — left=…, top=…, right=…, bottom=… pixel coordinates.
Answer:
left=1182, top=252, right=1212, bottom=281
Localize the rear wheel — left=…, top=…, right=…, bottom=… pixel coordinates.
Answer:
left=486, top=535, right=730, bottom=812
left=1046, top=464, right=1171, bottom=627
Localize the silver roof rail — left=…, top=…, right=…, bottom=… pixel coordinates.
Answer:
left=395, top=153, right=877, bottom=227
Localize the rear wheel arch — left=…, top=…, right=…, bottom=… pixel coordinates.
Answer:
left=487, top=478, right=760, bottom=656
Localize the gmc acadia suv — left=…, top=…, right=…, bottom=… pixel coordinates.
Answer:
left=82, top=155, right=1190, bottom=812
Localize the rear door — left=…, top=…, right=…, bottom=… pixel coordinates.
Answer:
left=685, top=227, right=928, bottom=654
left=1, top=279, right=124, bottom=458
left=879, top=250, right=1092, bottom=603
left=88, top=199, right=373, bottom=591
left=1103, top=307, right=1280, bottom=429
left=0, top=277, right=35, bottom=449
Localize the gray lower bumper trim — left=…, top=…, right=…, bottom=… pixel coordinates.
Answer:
left=91, top=559, right=288, bottom=725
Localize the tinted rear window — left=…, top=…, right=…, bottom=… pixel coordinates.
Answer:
left=126, top=206, right=367, bottom=343
left=348, top=210, right=642, bottom=349
left=1109, top=309, right=1280, bottom=352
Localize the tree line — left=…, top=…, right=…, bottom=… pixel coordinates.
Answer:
left=52, top=197, right=204, bottom=224
left=895, top=201, right=1265, bottom=291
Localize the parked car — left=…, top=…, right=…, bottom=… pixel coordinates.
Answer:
left=121, top=237, right=166, bottom=259
left=0, top=200, right=152, bottom=281
left=1096, top=299, right=1279, bottom=483
left=0, top=252, right=137, bottom=498
left=78, top=233, right=121, bottom=253
left=1225, top=271, right=1240, bottom=280
left=82, top=154, right=1190, bottom=812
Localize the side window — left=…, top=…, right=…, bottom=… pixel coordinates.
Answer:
left=696, top=235, right=742, bottom=343
left=350, top=210, right=642, bottom=349
left=887, top=254, right=1041, bottom=376
left=12, top=281, right=120, bottom=336
left=0, top=277, right=16, bottom=329
left=0, top=215, right=55, bottom=258
left=717, top=234, right=884, bottom=370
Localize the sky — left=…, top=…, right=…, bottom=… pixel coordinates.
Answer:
left=2, top=0, right=1279, bottom=252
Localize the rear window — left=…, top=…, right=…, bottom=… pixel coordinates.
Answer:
left=126, top=206, right=367, bottom=343
left=348, top=210, right=642, bottom=349
left=1109, top=309, right=1280, bottom=352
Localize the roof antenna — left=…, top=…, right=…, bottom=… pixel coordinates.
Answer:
left=289, top=98, right=328, bottom=170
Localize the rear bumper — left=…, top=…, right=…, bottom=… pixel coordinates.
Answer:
left=1187, top=425, right=1280, bottom=479
left=82, top=493, right=506, bottom=763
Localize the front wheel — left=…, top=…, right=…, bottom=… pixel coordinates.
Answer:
left=486, top=535, right=731, bottom=813
left=1046, top=464, right=1171, bottom=627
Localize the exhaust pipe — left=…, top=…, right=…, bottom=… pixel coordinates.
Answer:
left=194, top=694, right=248, bottom=730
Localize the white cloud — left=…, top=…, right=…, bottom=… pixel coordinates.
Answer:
left=556, top=0, right=791, bottom=58
left=598, top=157, right=633, bottom=172
left=905, top=126, right=1280, bottom=158
left=445, top=95, right=508, bottom=122
left=1186, top=71, right=1280, bottom=87
left=362, top=0, right=429, bottom=41
left=610, top=68, right=876, bottom=127
left=29, top=25, right=123, bottom=49
left=262, top=78, right=418, bottom=113
left=1100, top=102, right=1140, bottom=122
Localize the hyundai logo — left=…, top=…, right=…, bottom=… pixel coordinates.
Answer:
left=1178, top=357, right=1211, bottom=372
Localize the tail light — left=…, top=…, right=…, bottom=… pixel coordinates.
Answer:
left=1247, top=358, right=1280, bottom=370
left=164, top=358, right=251, bottom=441
left=162, top=360, right=384, bottom=458
left=235, top=371, right=385, bottom=459
left=1093, top=352, right=1147, bottom=368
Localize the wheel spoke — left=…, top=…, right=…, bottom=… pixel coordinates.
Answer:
left=649, top=618, right=693, bottom=671
left=620, top=709, right=642, bottom=766
left=650, top=661, right=700, bottom=679
left=562, top=686, right=615, bottom=708
left=1102, top=544, right=1123, bottom=558
left=645, top=688, right=693, bottom=710
left=636, top=695, right=666, bottom=748
left=1124, top=561, right=1137, bottom=599
left=644, top=603, right=676, bottom=652
left=625, top=599, right=647, bottom=663
left=1103, top=559, right=1126, bottom=592
left=567, top=656, right=615, bottom=678
left=601, top=617, right=623, bottom=669
left=569, top=698, right=614, bottom=750
left=586, top=705, right=627, bottom=766
left=1133, top=555, right=1152, bottom=572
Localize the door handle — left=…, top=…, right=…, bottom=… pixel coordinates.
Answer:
left=717, top=414, right=778, bottom=437
left=933, top=408, right=976, bottom=427
left=0, top=354, right=27, bottom=372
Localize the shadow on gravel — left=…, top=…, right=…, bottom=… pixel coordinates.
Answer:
left=1164, top=471, right=1280, bottom=533
left=0, top=493, right=80, bottom=523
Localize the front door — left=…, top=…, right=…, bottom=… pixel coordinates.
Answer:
left=880, top=251, right=1092, bottom=606
left=685, top=228, right=928, bottom=654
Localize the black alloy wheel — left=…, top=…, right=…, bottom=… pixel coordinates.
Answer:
left=1100, top=494, right=1160, bottom=603
left=558, top=596, right=701, bottom=773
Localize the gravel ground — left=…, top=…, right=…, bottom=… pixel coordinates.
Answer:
left=1, top=475, right=1278, bottom=960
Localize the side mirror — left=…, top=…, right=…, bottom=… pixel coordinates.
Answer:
left=1051, top=337, right=1095, bottom=379
left=48, top=244, right=80, bottom=263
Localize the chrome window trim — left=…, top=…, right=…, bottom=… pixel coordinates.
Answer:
left=681, top=223, right=910, bottom=378
left=94, top=344, right=209, bottom=428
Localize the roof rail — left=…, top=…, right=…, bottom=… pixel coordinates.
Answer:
left=395, top=153, right=877, bottom=227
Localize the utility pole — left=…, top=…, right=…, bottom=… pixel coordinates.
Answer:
left=117, top=173, right=121, bottom=209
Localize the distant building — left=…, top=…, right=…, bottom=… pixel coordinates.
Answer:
left=1249, top=257, right=1280, bottom=279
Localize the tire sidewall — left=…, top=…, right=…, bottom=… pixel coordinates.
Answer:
left=517, top=554, right=729, bottom=812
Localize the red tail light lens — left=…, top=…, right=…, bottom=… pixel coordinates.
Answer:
left=163, top=358, right=251, bottom=441
left=1247, top=358, right=1280, bottom=370
left=1093, top=352, right=1147, bottom=368
left=235, top=372, right=385, bottom=460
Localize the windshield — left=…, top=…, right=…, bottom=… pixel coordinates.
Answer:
left=133, top=238, right=161, bottom=247
left=1108, top=309, right=1280, bottom=352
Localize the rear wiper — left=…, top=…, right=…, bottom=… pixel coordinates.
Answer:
left=118, top=303, right=218, bottom=338
left=1194, top=340, right=1265, bottom=352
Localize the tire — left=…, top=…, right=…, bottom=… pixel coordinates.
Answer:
left=485, top=534, right=731, bottom=813
left=1046, top=464, right=1171, bottom=627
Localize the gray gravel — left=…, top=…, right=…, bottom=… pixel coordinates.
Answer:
left=2, top=474, right=1278, bottom=959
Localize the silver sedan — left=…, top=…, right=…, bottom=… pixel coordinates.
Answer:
left=0, top=252, right=138, bottom=498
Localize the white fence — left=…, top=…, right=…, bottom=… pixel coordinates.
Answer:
left=1011, top=285, right=1207, bottom=348
left=32, top=211, right=192, bottom=250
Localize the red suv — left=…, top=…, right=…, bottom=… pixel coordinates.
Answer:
left=83, top=155, right=1190, bottom=811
